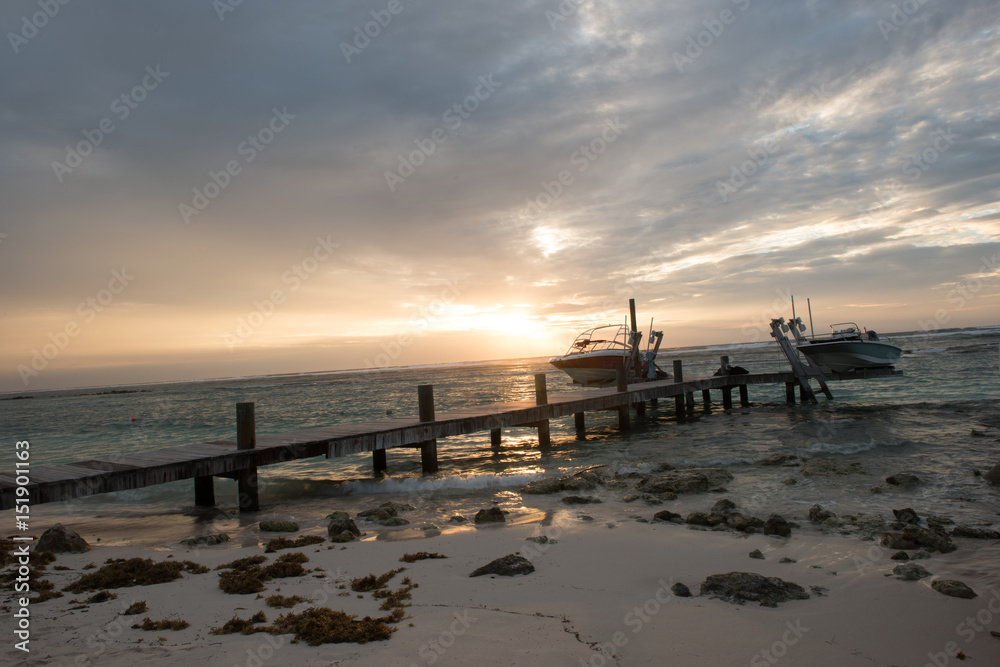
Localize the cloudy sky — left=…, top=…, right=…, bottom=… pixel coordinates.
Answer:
left=2, top=0, right=999, bottom=392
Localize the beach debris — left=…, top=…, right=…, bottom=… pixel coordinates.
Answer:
left=561, top=495, right=602, bottom=505
left=399, top=552, right=447, bottom=563
left=892, top=508, right=921, bottom=525
left=63, top=558, right=208, bottom=593
left=779, top=557, right=796, bottom=563
left=932, top=579, right=977, bottom=599
left=983, top=463, right=1000, bottom=485
left=36, top=524, right=90, bottom=553
left=180, top=533, right=230, bottom=547
left=754, top=454, right=800, bottom=466
left=880, top=532, right=918, bottom=550
left=749, top=549, right=765, bottom=560
left=124, top=601, right=148, bottom=615
left=890, top=551, right=910, bottom=561
left=357, top=502, right=414, bottom=526
left=217, top=553, right=308, bottom=594
left=81, top=590, right=118, bottom=604
left=699, top=572, right=809, bottom=607
left=327, top=515, right=361, bottom=543
left=951, top=525, right=1000, bottom=540
left=763, top=514, right=792, bottom=538
left=885, top=473, right=921, bottom=486
left=470, top=554, right=535, bottom=577
left=652, top=510, right=684, bottom=524
left=782, top=478, right=797, bottom=485
left=892, top=562, right=931, bottom=581
left=264, top=534, right=325, bottom=552
left=474, top=507, right=506, bottom=524
left=635, top=468, right=734, bottom=495
left=801, top=459, right=867, bottom=477
left=671, top=582, right=692, bottom=597
left=259, top=520, right=299, bottom=532
left=525, top=535, right=550, bottom=544
left=810, top=585, right=828, bottom=597
left=970, top=428, right=986, bottom=437
left=808, top=504, right=836, bottom=523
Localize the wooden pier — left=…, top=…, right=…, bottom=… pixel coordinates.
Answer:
left=0, top=359, right=901, bottom=512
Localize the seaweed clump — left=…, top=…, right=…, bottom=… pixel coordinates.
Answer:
left=217, top=553, right=309, bottom=595
left=271, top=607, right=395, bottom=645
left=210, top=611, right=269, bottom=635
left=350, top=568, right=405, bottom=592
left=264, top=535, right=325, bottom=553
left=266, top=594, right=312, bottom=608
left=399, top=552, right=448, bottom=563
left=63, top=558, right=209, bottom=594
left=131, top=617, right=190, bottom=631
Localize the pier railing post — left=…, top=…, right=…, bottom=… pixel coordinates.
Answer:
left=534, top=373, right=551, bottom=447
left=236, top=402, right=260, bottom=512
left=616, top=366, right=630, bottom=430
left=672, top=360, right=685, bottom=423
left=418, top=385, right=438, bottom=474
left=720, top=356, right=733, bottom=410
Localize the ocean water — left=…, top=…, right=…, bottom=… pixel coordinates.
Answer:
left=2, top=326, right=998, bottom=547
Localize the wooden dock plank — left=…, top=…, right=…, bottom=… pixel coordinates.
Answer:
left=0, top=368, right=902, bottom=510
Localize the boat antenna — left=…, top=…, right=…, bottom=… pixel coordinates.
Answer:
left=807, top=298, right=815, bottom=336
left=791, top=295, right=797, bottom=325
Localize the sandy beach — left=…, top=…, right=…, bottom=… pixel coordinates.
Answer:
left=5, top=506, right=1000, bottom=667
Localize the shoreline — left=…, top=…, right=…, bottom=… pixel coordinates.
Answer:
left=4, top=507, right=1000, bottom=666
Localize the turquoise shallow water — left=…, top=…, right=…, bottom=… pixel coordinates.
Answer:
left=1, top=326, right=998, bottom=545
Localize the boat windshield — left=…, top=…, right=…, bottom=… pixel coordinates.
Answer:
left=562, top=325, right=630, bottom=356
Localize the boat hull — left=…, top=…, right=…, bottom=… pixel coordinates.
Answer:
left=549, top=350, right=626, bottom=386
left=798, top=340, right=902, bottom=372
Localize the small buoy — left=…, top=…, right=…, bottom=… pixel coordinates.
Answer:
left=131, top=417, right=137, bottom=422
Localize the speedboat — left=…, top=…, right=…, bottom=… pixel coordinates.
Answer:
left=549, top=323, right=667, bottom=386
left=794, top=322, right=902, bottom=372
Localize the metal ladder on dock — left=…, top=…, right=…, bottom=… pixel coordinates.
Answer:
left=769, top=318, right=833, bottom=403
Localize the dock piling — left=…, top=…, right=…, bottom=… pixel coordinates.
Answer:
left=417, top=385, right=438, bottom=473
left=673, top=360, right=685, bottom=422
left=373, top=449, right=387, bottom=472
left=194, top=476, right=215, bottom=507
left=616, top=366, right=631, bottom=430
left=236, top=402, right=259, bottom=512
left=534, top=373, right=551, bottom=446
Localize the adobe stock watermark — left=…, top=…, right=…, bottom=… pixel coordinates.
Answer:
left=739, top=286, right=794, bottom=343
left=51, top=65, right=170, bottom=182
left=855, top=125, right=960, bottom=237
left=179, top=107, right=296, bottom=224
left=384, top=75, right=502, bottom=192
left=750, top=619, right=810, bottom=666
left=916, top=253, right=998, bottom=334
left=7, top=0, right=72, bottom=54
left=212, top=0, right=245, bottom=22
left=505, top=116, right=625, bottom=233
left=581, top=577, right=677, bottom=666
left=410, top=610, right=478, bottom=666
left=341, top=0, right=416, bottom=63
left=923, top=587, right=1000, bottom=667
left=673, top=0, right=753, bottom=73
left=17, top=267, right=134, bottom=386
left=545, top=0, right=588, bottom=30
left=365, top=279, right=461, bottom=369
left=877, top=0, right=935, bottom=40
left=222, top=235, right=340, bottom=350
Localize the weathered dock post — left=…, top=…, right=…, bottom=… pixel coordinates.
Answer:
left=490, top=427, right=502, bottom=450
left=574, top=412, right=586, bottom=437
left=417, top=385, right=438, bottom=474
left=702, top=388, right=712, bottom=411
left=236, top=402, right=259, bottom=512
left=616, top=366, right=631, bottom=430
left=194, top=476, right=215, bottom=507
left=672, top=360, right=685, bottom=423
left=534, top=373, right=551, bottom=447
left=720, top=356, right=733, bottom=410
left=373, top=449, right=387, bottom=472
left=785, top=382, right=796, bottom=404
left=739, top=384, right=750, bottom=407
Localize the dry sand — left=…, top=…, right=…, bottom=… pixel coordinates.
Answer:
left=4, top=515, right=1000, bottom=667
